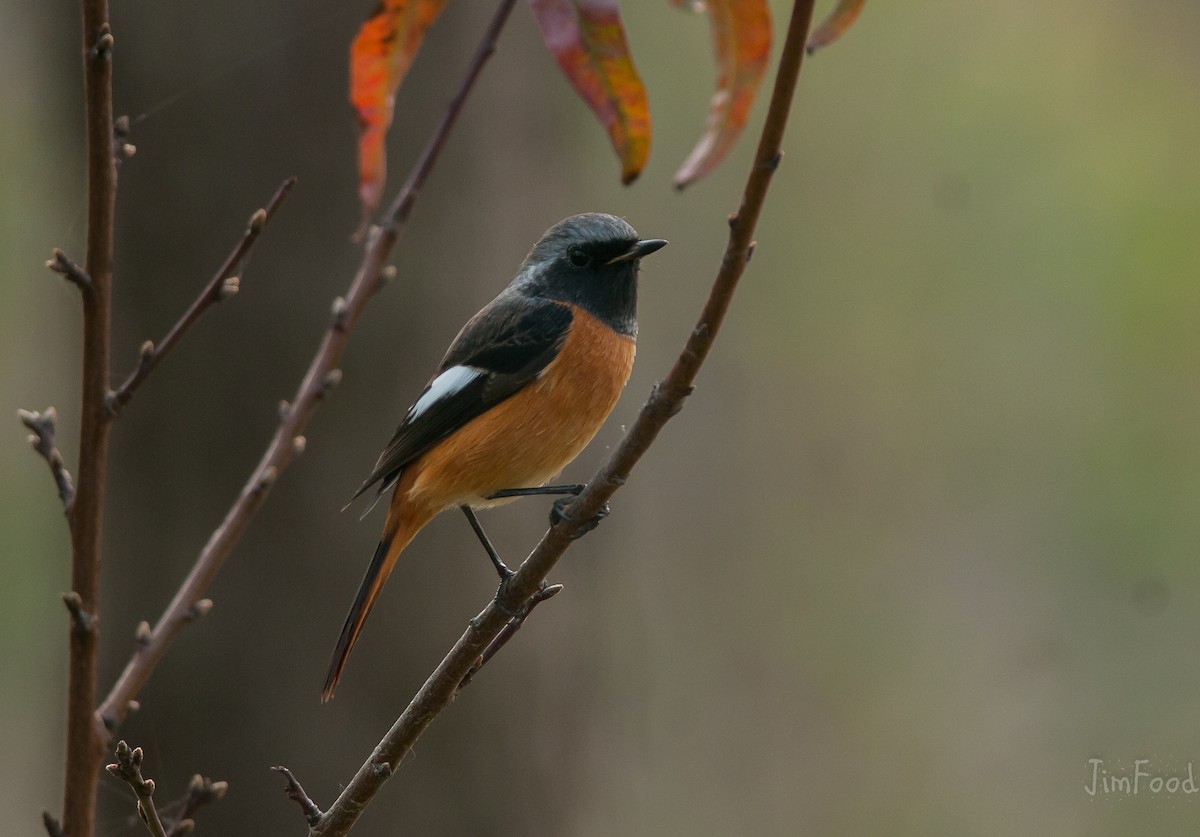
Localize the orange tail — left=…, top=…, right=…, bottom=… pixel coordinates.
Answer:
left=322, top=489, right=433, bottom=701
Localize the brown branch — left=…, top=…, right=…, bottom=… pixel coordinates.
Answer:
left=306, top=1, right=820, bottom=833
left=93, top=0, right=519, bottom=739
left=273, top=766, right=324, bottom=826
left=107, top=177, right=296, bottom=416
left=18, top=407, right=76, bottom=511
left=156, top=773, right=228, bottom=837
left=46, top=249, right=92, bottom=290
left=62, top=592, right=97, bottom=634
left=42, top=811, right=65, bottom=837
left=62, top=3, right=118, bottom=836
left=458, top=583, right=562, bottom=690
left=104, top=741, right=169, bottom=837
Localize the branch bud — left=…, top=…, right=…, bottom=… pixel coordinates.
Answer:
left=330, top=296, right=348, bottom=330
left=321, top=368, right=342, bottom=395
left=219, top=277, right=240, bottom=299
left=89, top=27, right=114, bottom=60
left=135, top=621, right=153, bottom=647
left=257, top=466, right=278, bottom=491
left=292, top=435, right=307, bottom=455
left=249, top=208, right=268, bottom=234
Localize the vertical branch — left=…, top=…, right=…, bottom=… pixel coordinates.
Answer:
left=63, top=1, right=117, bottom=836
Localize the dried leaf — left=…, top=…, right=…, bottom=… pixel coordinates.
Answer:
left=806, top=0, right=865, bottom=54
left=673, top=0, right=772, bottom=189
left=351, top=0, right=449, bottom=220
left=529, top=0, right=650, bottom=185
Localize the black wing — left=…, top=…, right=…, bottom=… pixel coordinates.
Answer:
left=350, top=296, right=573, bottom=503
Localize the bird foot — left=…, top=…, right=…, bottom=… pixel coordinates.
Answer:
left=550, top=497, right=610, bottom=539
left=493, top=571, right=531, bottom=619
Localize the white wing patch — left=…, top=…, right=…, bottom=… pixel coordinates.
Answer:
left=406, top=365, right=484, bottom=422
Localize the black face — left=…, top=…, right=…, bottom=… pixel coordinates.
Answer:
left=513, top=213, right=662, bottom=338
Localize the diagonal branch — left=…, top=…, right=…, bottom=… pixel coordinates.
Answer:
left=107, top=177, right=296, bottom=416
left=303, top=1, right=819, bottom=833
left=18, top=407, right=76, bottom=512
left=457, top=582, right=562, bottom=690
left=93, top=0, right=520, bottom=738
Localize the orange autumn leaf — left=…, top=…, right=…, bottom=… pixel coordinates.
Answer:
left=351, top=0, right=449, bottom=220
left=529, top=0, right=650, bottom=185
left=672, top=0, right=772, bottom=189
left=806, top=0, right=865, bottom=54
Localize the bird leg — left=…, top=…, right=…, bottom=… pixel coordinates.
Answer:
left=485, top=484, right=584, bottom=500
left=460, top=505, right=530, bottom=618
left=461, top=505, right=511, bottom=578
left=485, top=484, right=610, bottom=539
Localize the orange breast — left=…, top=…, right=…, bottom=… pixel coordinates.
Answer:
left=406, top=305, right=636, bottom=513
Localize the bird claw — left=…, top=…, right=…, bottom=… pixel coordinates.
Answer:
left=494, top=572, right=531, bottom=619
left=550, top=497, right=610, bottom=539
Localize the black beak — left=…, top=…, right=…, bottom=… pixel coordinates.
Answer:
left=606, top=238, right=668, bottom=265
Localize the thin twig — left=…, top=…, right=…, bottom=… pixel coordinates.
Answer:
left=62, top=592, right=97, bottom=634
left=62, top=3, right=118, bottom=835
left=46, top=249, right=92, bottom=290
left=107, top=177, right=296, bottom=416
left=273, top=767, right=323, bottom=826
left=158, top=773, right=228, bottom=837
left=42, top=811, right=65, bottom=837
left=104, top=741, right=169, bottom=837
left=94, top=0, right=519, bottom=738
left=458, top=583, right=562, bottom=690
left=308, top=1, right=820, bottom=832
left=18, top=407, right=76, bottom=511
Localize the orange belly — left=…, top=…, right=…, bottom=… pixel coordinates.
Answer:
left=405, top=305, right=635, bottom=513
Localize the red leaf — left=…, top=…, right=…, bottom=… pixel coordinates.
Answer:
left=806, top=0, right=865, bottom=55
left=672, top=0, right=772, bottom=189
left=351, top=0, right=449, bottom=220
left=529, top=0, right=651, bottom=185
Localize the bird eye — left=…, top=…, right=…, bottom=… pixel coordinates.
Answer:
left=568, top=247, right=591, bottom=268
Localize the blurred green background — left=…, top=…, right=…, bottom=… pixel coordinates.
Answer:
left=4, top=1, right=1200, bottom=834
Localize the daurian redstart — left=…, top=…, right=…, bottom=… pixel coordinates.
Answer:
left=323, top=213, right=667, bottom=700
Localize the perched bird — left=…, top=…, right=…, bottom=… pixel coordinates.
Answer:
left=323, top=213, right=667, bottom=700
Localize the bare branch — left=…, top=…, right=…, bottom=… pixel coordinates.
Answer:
left=310, top=1, right=820, bottom=831
left=274, top=766, right=323, bottom=827
left=42, top=811, right=64, bottom=837
left=105, top=741, right=169, bottom=837
left=62, top=4, right=119, bottom=833
left=18, top=407, right=76, bottom=511
left=458, top=583, right=563, bottom=690
left=46, top=249, right=92, bottom=290
left=94, top=0, right=518, bottom=739
left=159, top=773, right=228, bottom=837
left=107, top=177, right=296, bottom=416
